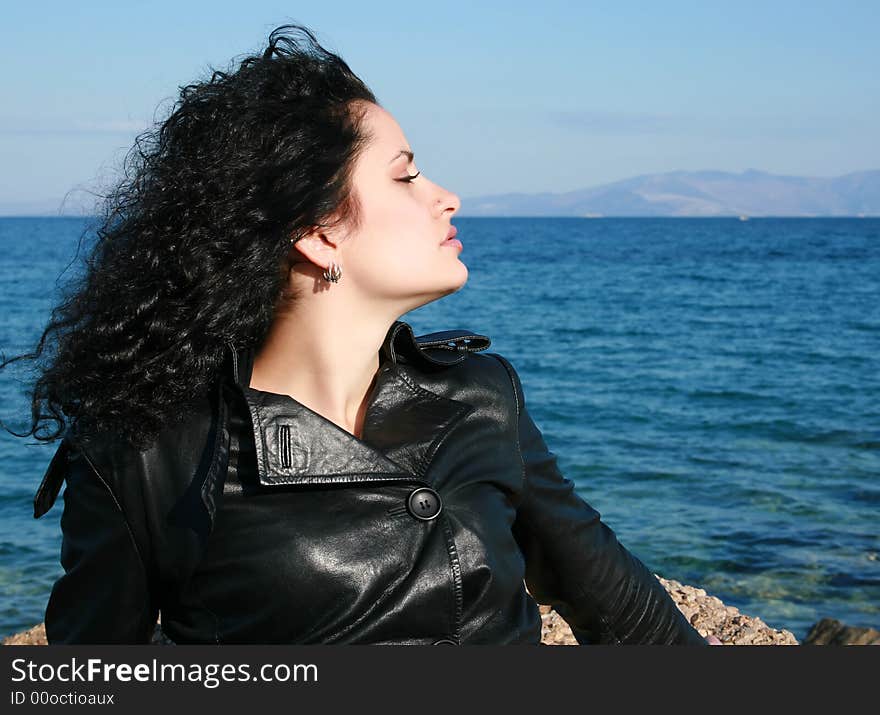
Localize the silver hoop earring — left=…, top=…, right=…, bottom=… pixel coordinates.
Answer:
left=322, top=261, right=342, bottom=283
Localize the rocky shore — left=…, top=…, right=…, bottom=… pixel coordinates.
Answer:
left=538, top=576, right=802, bottom=645
left=3, top=575, right=876, bottom=645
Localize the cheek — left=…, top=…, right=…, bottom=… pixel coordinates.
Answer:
left=367, top=205, right=436, bottom=259
left=348, top=231, right=412, bottom=277
left=389, top=229, right=437, bottom=272
left=349, top=194, right=438, bottom=275
left=361, top=232, right=440, bottom=289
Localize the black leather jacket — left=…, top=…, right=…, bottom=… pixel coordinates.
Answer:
left=33, top=320, right=707, bottom=645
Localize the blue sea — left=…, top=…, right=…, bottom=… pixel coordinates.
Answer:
left=1, top=216, right=877, bottom=642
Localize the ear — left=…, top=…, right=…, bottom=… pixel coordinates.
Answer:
left=289, top=224, right=343, bottom=268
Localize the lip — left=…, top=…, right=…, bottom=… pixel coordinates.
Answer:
left=442, top=226, right=458, bottom=244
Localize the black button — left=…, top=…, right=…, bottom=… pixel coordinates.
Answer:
left=433, top=639, right=458, bottom=645
left=407, top=487, right=442, bottom=521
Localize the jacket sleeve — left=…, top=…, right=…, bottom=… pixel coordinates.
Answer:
left=494, top=354, right=707, bottom=645
left=41, top=442, right=159, bottom=644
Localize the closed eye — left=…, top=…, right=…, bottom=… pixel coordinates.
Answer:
left=396, top=171, right=421, bottom=183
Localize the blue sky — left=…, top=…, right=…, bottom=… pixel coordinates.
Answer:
left=1, top=0, right=877, bottom=214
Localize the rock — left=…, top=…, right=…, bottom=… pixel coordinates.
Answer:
left=802, top=618, right=880, bottom=645
left=534, top=575, right=801, bottom=645
left=2, top=622, right=46, bottom=646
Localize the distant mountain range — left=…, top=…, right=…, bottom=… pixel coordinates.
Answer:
left=3, top=169, right=879, bottom=218
left=460, top=169, right=880, bottom=217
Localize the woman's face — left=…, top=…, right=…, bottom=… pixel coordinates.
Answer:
left=330, top=102, right=467, bottom=312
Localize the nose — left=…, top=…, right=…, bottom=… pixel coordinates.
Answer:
left=435, top=184, right=460, bottom=217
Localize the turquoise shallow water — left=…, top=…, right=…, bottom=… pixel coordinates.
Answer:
left=1, top=216, right=877, bottom=641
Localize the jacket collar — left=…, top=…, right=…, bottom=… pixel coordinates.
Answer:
left=32, top=321, right=489, bottom=529
left=223, top=320, right=490, bottom=487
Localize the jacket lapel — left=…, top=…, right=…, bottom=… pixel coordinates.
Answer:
left=243, top=375, right=411, bottom=484
left=225, top=320, right=489, bottom=487
left=358, top=365, right=474, bottom=480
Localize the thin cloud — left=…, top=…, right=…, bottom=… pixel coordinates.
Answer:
left=0, top=117, right=151, bottom=136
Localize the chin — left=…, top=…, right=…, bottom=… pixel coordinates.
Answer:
left=427, top=272, right=469, bottom=302
left=446, top=261, right=469, bottom=291
left=410, top=261, right=468, bottom=303
left=446, top=264, right=468, bottom=295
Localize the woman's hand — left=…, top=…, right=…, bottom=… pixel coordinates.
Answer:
left=705, top=634, right=723, bottom=645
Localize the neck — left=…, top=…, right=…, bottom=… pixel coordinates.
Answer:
left=249, top=303, right=398, bottom=439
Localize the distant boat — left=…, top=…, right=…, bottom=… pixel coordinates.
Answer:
left=738, top=215, right=749, bottom=221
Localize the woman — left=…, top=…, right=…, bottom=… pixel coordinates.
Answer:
left=12, top=24, right=718, bottom=644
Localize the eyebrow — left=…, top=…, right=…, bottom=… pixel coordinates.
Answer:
left=389, top=150, right=414, bottom=164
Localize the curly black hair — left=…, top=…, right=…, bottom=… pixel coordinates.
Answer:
left=0, top=23, right=379, bottom=451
